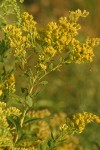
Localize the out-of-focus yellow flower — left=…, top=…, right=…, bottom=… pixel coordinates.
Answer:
left=0, top=84, right=3, bottom=96
left=57, top=135, right=83, bottom=150
left=0, top=90, right=2, bottom=96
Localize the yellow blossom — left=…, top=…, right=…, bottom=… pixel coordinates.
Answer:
left=60, top=112, right=100, bottom=134
left=22, top=12, right=37, bottom=33
left=1, top=73, right=16, bottom=94
left=39, top=63, right=47, bottom=71
left=0, top=90, right=2, bottom=96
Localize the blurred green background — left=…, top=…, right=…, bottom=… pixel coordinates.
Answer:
left=20, top=1, right=100, bottom=149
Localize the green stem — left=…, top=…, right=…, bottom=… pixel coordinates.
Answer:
left=33, top=63, right=63, bottom=90
left=15, top=107, right=29, bottom=144
left=29, top=60, right=67, bottom=95
left=15, top=134, right=19, bottom=144
left=20, top=107, right=28, bottom=128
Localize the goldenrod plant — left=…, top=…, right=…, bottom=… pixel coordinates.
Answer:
left=0, top=0, right=100, bottom=149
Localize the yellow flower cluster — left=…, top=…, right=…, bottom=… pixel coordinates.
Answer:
left=3, top=25, right=24, bottom=48
left=1, top=73, right=16, bottom=94
left=86, top=37, right=100, bottom=47
left=9, top=108, right=99, bottom=150
left=68, top=38, right=95, bottom=63
left=0, top=101, right=21, bottom=117
left=68, top=9, right=89, bottom=23
left=27, top=109, right=51, bottom=118
left=22, top=12, right=37, bottom=33
left=37, top=10, right=100, bottom=71
left=0, top=102, right=21, bottom=148
left=3, top=9, right=100, bottom=72
left=38, top=46, right=56, bottom=71
left=38, top=10, right=85, bottom=53
left=60, top=112, right=100, bottom=134
left=6, top=107, right=21, bottom=116
left=3, top=12, right=38, bottom=65
left=21, top=12, right=38, bottom=48
left=3, top=25, right=27, bottom=62
left=26, top=110, right=84, bottom=149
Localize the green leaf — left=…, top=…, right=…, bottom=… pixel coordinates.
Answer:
left=7, top=93, right=25, bottom=109
left=34, top=43, right=43, bottom=53
left=48, top=63, right=53, bottom=71
left=18, top=133, right=38, bottom=143
left=24, top=117, right=42, bottom=124
left=59, top=57, right=63, bottom=63
left=47, top=139, right=52, bottom=148
left=38, top=141, right=47, bottom=150
left=51, top=132, right=55, bottom=141
left=7, top=116, right=17, bottom=128
left=7, top=116, right=21, bottom=133
left=26, top=95, right=33, bottom=107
